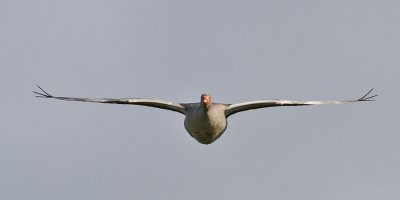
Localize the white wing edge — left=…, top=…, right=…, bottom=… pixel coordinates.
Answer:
left=225, top=89, right=377, bottom=117
left=33, top=85, right=186, bottom=115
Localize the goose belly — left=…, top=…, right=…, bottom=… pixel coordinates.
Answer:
left=184, top=113, right=227, bottom=144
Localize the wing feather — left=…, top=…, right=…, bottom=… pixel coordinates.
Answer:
left=34, top=85, right=186, bottom=115
left=225, top=89, right=377, bottom=117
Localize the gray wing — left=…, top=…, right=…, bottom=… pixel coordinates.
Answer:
left=34, top=85, right=186, bottom=115
left=225, top=89, right=377, bottom=117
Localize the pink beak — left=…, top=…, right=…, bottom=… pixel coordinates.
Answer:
left=202, top=95, right=210, bottom=106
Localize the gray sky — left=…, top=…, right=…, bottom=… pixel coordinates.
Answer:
left=1, top=0, right=399, bottom=199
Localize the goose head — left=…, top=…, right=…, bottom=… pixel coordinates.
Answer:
left=201, top=94, right=212, bottom=109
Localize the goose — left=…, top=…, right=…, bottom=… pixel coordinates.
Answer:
left=34, top=86, right=377, bottom=144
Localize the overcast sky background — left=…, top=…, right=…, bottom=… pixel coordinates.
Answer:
left=1, top=0, right=399, bottom=199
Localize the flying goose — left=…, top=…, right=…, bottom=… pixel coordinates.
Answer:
left=34, top=86, right=377, bottom=144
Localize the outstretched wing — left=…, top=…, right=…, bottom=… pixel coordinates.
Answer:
left=225, top=89, right=377, bottom=117
left=33, top=85, right=186, bottom=115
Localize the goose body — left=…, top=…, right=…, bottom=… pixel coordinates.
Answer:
left=184, top=99, right=228, bottom=144
left=34, top=86, right=377, bottom=144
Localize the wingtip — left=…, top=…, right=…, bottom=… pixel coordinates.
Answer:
left=357, top=88, right=378, bottom=102
left=33, top=85, right=53, bottom=98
